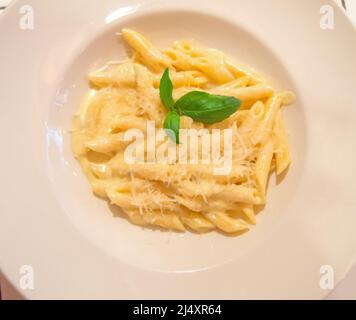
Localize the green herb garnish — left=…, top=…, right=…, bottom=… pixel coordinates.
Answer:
left=163, top=110, right=180, bottom=144
left=159, top=68, right=175, bottom=110
left=159, top=68, right=241, bottom=143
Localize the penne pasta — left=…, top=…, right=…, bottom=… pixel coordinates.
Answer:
left=205, top=211, right=249, bottom=233
left=122, top=28, right=170, bottom=72
left=274, top=110, right=291, bottom=175
left=255, top=140, right=275, bottom=196
left=71, top=29, right=294, bottom=233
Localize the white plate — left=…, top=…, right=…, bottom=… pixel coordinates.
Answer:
left=0, top=0, right=356, bottom=299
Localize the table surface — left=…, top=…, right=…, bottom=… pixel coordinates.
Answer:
left=0, top=0, right=355, bottom=300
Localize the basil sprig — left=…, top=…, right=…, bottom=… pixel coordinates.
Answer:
left=159, top=68, right=241, bottom=143
left=159, top=68, right=174, bottom=110
left=163, top=110, right=180, bottom=144
left=175, top=91, right=241, bottom=124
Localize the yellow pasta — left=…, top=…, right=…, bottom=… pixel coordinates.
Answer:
left=251, top=94, right=283, bottom=145
left=212, top=84, right=275, bottom=102
left=88, top=62, right=136, bottom=88
left=153, top=70, right=208, bottom=88
left=241, top=204, right=256, bottom=225
left=163, top=48, right=196, bottom=70
left=217, top=76, right=251, bottom=90
left=71, top=29, right=295, bottom=234
left=179, top=209, right=215, bottom=233
left=122, top=29, right=170, bottom=72
left=255, top=140, right=275, bottom=197
left=205, top=212, right=249, bottom=233
left=274, top=110, right=291, bottom=175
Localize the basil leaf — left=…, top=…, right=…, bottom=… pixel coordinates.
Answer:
left=163, top=110, right=180, bottom=144
left=159, top=68, right=174, bottom=110
left=175, top=91, right=241, bottom=124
